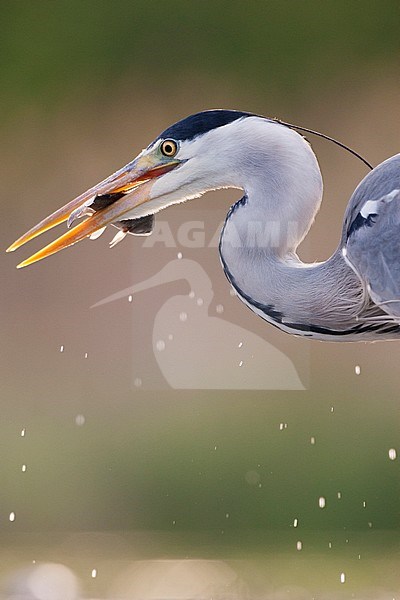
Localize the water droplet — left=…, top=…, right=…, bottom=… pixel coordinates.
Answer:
left=128, top=295, right=133, bottom=303
left=293, top=518, right=298, bottom=528
left=362, top=500, right=366, bottom=508
left=20, top=428, right=25, bottom=437
left=229, top=289, right=236, bottom=297
left=296, top=540, right=302, bottom=551
left=177, top=252, right=183, bottom=259
left=196, top=298, right=203, bottom=306
left=22, top=464, right=27, bottom=472
left=172, top=520, right=176, bottom=525
left=355, top=365, right=361, bottom=375
left=310, top=436, right=316, bottom=445
left=330, top=406, right=334, bottom=413
left=133, top=377, right=142, bottom=388
left=216, top=304, right=224, bottom=313
left=318, top=496, right=326, bottom=509
left=358, top=554, right=361, bottom=560
left=168, top=334, right=173, bottom=341
left=389, top=448, right=397, bottom=460
left=9, top=512, right=15, bottom=522
left=189, top=291, right=195, bottom=299
left=328, top=541, right=332, bottom=549
left=225, top=513, right=230, bottom=519
left=340, top=572, right=346, bottom=584
left=91, top=569, right=97, bottom=578
left=75, top=414, right=85, bottom=427
left=156, top=340, right=166, bottom=351
left=214, top=445, right=217, bottom=450
left=239, top=360, right=243, bottom=367
left=60, top=345, right=64, bottom=353
left=238, top=341, right=243, bottom=348
left=84, top=352, right=88, bottom=359
left=179, top=312, right=187, bottom=322
left=337, top=491, right=342, bottom=500
left=368, top=521, right=373, bottom=528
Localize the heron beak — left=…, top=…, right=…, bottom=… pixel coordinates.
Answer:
left=7, top=153, right=180, bottom=268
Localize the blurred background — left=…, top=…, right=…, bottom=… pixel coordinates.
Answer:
left=1, top=1, right=400, bottom=598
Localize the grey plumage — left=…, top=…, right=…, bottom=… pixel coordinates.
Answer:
left=215, top=123, right=400, bottom=341
left=345, top=155, right=400, bottom=321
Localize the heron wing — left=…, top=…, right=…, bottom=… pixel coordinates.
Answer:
left=345, top=172, right=400, bottom=317
left=342, top=154, right=400, bottom=242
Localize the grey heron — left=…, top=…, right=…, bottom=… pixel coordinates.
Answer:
left=7, top=110, right=400, bottom=341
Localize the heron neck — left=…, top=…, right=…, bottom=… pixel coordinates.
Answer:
left=222, top=232, right=361, bottom=325
left=219, top=196, right=363, bottom=332
left=230, top=121, right=324, bottom=254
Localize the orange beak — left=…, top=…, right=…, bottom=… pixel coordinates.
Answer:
left=7, top=154, right=180, bottom=268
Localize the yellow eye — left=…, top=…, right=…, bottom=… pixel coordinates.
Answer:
left=161, top=139, right=178, bottom=157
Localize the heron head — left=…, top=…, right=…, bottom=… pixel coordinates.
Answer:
left=8, top=110, right=258, bottom=268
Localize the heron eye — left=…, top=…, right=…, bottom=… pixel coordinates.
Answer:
left=161, top=139, right=178, bottom=157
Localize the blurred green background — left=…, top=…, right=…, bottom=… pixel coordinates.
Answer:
left=1, top=0, right=400, bottom=116
left=1, top=1, right=400, bottom=598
